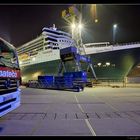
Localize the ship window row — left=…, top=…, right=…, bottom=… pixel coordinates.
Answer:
left=23, top=44, right=43, bottom=53
left=45, top=46, right=59, bottom=50
left=45, top=46, right=51, bottom=49
left=28, top=49, right=42, bottom=55
left=18, top=47, right=43, bottom=56
left=53, top=47, right=59, bottom=49
left=45, top=45, right=59, bottom=49
left=29, top=52, right=38, bottom=56
left=27, top=40, right=44, bottom=47
left=44, top=42, right=59, bottom=46
left=18, top=43, right=43, bottom=53
left=43, top=29, right=71, bottom=37
left=17, top=40, right=44, bottom=52
left=59, top=40, right=71, bottom=43
left=17, top=38, right=43, bottom=50
left=45, top=37, right=57, bottom=42
left=43, top=29, right=70, bottom=37
left=45, top=34, right=60, bottom=38
left=85, top=44, right=109, bottom=48
left=29, top=48, right=43, bottom=55
left=32, top=48, right=43, bottom=52
left=26, top=38, right=44, bottom=46
left=17, top=44, right=43, bottom=54
left=44, top=33, right=70, bottom=39
left=17, top=43, right=43, bottom=53
left=43, top=29, right=61, bottom=35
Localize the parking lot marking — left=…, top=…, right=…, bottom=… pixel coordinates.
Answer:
left=74, top=95, right=96, bottom=136
left=85, top=119, right=96, bottom=136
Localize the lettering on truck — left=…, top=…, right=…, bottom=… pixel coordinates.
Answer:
left=0, top=37, right=21, bottom=118
left=0, top=70, right=17, bottom=78
left=0, top=67, right=20, bottom=78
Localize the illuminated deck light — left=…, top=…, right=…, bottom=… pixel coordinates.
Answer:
left=106, top=62, right=110, bottom=66
left=113, top=24, right=117, bottom=29
left=95, top=19, right=98, bottom=23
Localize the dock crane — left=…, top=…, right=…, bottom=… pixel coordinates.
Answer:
left=61, top=5, right=97, bottom=81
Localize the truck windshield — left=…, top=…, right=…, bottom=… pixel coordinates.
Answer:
left=0, top=40, right=19, bottom=69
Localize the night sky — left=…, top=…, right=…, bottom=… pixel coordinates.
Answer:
left=0, top=4, right=140, bottom=47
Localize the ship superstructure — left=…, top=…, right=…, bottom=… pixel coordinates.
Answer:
left=18, top=25, right=76, bottom=67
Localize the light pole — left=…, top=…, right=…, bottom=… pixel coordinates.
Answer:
left=78, top=23, right=83, bottom=41
left=71, top=23, right=76, bottom=39
left=113, top=24, right=117, bottom=44
left=78, top=22, right=83, bottom=48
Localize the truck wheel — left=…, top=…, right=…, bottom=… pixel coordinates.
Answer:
left=75, top=87, right=81, bottom=92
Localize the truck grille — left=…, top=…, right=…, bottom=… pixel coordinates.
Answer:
left=0, top=78, right=19, bottom=95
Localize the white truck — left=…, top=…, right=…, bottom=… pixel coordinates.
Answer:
left=0, top=38, right=21, bottom=117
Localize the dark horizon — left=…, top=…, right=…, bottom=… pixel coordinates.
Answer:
left=0, top=4, right=140, bottom=47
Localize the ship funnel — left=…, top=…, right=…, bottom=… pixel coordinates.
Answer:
left=53, top=24, right=57, bottom=30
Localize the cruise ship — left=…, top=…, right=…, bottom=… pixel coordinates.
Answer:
left=17, top=26, right=140, bottom=83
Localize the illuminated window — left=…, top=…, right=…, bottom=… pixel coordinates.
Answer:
left=32, top=57, right=35, bottom=61
left=22, top=76, right=26, bottom=80
left=19, top=61, right=22, bottom=65
left=97, top=63, right=101, bottom=66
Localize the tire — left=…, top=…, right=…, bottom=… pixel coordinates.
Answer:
left=74, top=87, right=81, bottom=92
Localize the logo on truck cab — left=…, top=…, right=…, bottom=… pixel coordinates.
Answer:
left=0, top=67, right=20, bottom=78
left=0, top=70, right=17, bottom=78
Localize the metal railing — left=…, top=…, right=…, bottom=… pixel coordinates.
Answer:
left=113, top=42, right=140, bottom=47
left=84, top=42, right=140, bottom=49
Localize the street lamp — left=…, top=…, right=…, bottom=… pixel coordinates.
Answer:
left=113, top=24, right=118, bottom=44
left=71, top=23, right=76, bottom=29
left=70, top=22, right=84, bottom=47
left=78, top=23, right=83, bottom=38
left=78, top=23, right=83, bottom=30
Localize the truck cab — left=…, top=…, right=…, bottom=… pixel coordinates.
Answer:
left=0, top=38, right=21, bottom=117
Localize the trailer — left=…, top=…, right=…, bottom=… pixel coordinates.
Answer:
left=28, top=71, right=87, bottom=92
left=27, top=46, right=96, bottom=92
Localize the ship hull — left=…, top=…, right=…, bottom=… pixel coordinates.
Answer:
left=21, top=47, right=140, bottom=83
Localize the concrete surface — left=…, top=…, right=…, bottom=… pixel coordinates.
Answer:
left=0, top=87, right=140, bottom=136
